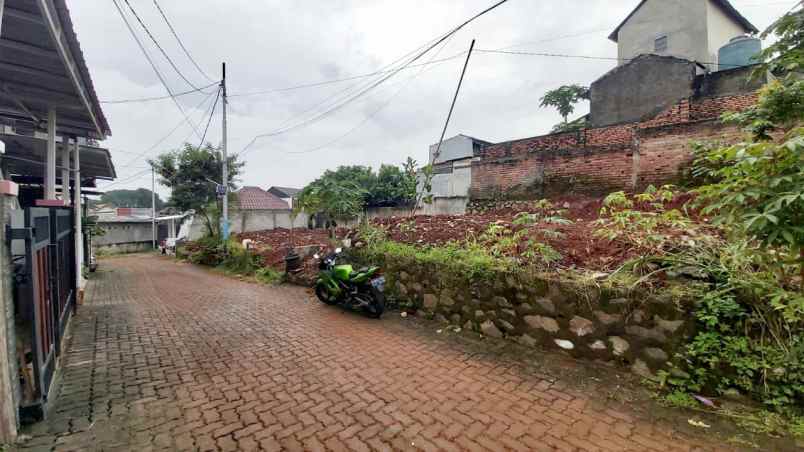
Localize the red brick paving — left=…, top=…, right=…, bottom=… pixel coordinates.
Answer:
left=17, top=255, right=729, bottom=451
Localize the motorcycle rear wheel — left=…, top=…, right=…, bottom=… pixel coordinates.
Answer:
left=364, top=286, right=385, bottom=319
left=315, top=283, right=339, bottom=305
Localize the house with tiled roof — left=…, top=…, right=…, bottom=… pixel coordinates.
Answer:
left=189, top=186, right=306, bottom=238
left=267, top=186, right=301, bottom=209
left=236, top=186, right=290, bottom=210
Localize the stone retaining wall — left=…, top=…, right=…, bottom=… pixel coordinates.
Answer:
left=371, top=254, right=695, bottom=378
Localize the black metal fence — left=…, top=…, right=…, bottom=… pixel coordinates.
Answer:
left=8, top=206, right=75, bottom=413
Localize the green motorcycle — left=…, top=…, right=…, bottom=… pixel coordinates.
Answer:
left=313, top=248, right=385, bottom=318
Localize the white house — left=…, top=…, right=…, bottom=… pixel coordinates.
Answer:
left=609, top=0, right=758, bottom=70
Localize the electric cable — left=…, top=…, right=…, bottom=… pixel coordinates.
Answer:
left=151, top=0, right=215, bottom=83
left=121, top=0, right=206, bottom=91
left=100, top=82, right=217, bottom=104
left=111, top=0, right=204, bottom=140
left=236, top=0, right=511, bottom=156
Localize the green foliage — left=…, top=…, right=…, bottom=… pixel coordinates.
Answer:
left=551, top=115, right=588, bottom=134
left=358, top=224, right=510, bottom=280
left=255, top=267, right=283, bottom=285
left=414, top=163, right=435, bottom=212
left=185, top=237, right=281, bottom=284
left=83, top=214, right=105, bottom=238
left=296, top=176, right=366, bottom=227
left=370, top=159, right=417, bottom=207
left=722, top=80, right=804, bottom=140
left=756, top=7, right=804, bottom=76
left=646, top=241, right=804, bottom=410
left=540, top=84, right=590, bottom=124
left=512, top=199, right=573, bottom=226
left=693, top=128, right=804, bottom=272
left=100, top=188, right=164, bottom=209
left=220, top=241, right=264, bottom=275
left=151, top=143, right=243, bottom=238
left=358, top=220, right=561, bottom=278
left=659, top=390, right=698, bottom=409
left=186, top=236, right=227, bottom=266
left=662, top=35, right=804, bottom=414
left=298, top=161, right=418, bottom=222
left=594, top=186, right=705, bottom=255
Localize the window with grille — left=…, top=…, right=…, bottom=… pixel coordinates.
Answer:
left=655, top=35, right=668, bottom=53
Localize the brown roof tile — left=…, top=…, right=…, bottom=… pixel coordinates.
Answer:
left=236, top=186, right=290, bottom=210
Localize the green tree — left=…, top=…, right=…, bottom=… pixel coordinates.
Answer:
left=757, top=6, right=804, bottom=75
left=694, top=7, right=804, bottom=285
left=295, top=178, right=366, bottom=234
left=150, top=143, right=243, bottom=237
left=369, top=160, right=417, bottom=207
left=539, top=84, right=590, bottom=130
left=100, top=188, right=164, bottom=209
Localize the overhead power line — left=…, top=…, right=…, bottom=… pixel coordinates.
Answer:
left=120, top=0, right=206, bottom=92
left=115, top=89, right=218, bottom=171
left=197, top=86, right=222, bottom=149
left=151, top=0, right=215, bottom=83
left=229, top=52, right=469, bottom=98
left=282, top=31, right=461, bottom=156
left=237, top=0, right=512, bottom=156
left=112, top=0, right=204, bottom=140
left=100, top=82, right=218, bottom=104
left=475, top=49, right=748, bottom=68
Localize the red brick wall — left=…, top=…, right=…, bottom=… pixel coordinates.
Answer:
left=470, top=93, right=756, bottom=199
left=637, top=121, right=744, bottom=188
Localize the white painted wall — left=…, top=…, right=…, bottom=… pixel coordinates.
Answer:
left=429, top=135, right=474, bottom=164
left=428, top=159, right=472, bottom=198
left=617, top=0, right=709, bottom=65
left=616, top=0, right=751, bottom=71
left=187, top=209, right=311, bottom=240
left=706, top=0, right=746, bottom=67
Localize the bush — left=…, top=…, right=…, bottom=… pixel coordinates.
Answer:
left=255, top=267, right=283, bottom=284
left=186, top=236, right=227, bottom=266
left=220, top=241, right=263, bottom=275
left=652, top=241, right=804, bottom=410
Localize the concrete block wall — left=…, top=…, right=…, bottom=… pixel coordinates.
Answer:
left=470, top=92, right=756, bottom=200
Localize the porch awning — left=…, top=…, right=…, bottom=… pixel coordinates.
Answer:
left=0, top=0, right=111, bottom=140
left=0, top=133, right=116, bottom=180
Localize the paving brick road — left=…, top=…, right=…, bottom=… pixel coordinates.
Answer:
left=17, top=254, right=727, bottom=451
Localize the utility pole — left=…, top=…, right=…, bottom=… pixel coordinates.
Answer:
left=413, top=39, right=475, bottom=215
left=151, top=163, right=156, bottom=249
left=433, top=39, right=475, bottom=162
left=221, top=62, right=229, bottom=240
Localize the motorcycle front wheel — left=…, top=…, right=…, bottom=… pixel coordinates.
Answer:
left=315, top=283, right=339, bottom=305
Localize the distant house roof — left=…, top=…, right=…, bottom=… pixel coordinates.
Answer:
left=237, top=186, right=290, bottom=210
left=267, top=186, right=301, bottom=198
left=608, top=0, right=759, bottom=42
left=458, top=134, right=493, bottom=146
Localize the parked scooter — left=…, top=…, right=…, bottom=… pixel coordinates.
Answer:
left=313, top=248, right=385, bottom=318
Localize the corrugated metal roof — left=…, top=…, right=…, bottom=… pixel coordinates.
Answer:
left=0, top=0, right=111, bottom=139
left=267, top=186, right=301, bottom=198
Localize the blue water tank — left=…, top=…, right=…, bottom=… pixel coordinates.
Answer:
left=718, top=35, right=762, bottom=71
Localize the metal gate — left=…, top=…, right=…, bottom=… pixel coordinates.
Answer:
left=8, top=206, right=75, bottom=409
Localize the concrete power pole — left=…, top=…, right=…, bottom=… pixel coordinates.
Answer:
left=151, top=164, right=156, bottom=249
left=221, top=62, right=229, bottom=240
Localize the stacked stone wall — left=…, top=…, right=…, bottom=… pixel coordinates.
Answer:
left=369, top=254, right=695, bottom=378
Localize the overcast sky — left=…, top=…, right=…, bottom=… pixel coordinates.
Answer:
left=68, top=0, right=792, bottom=199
